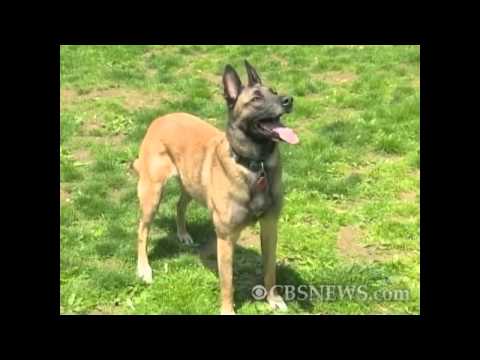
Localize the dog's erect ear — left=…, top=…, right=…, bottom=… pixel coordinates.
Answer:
left=223, top=65, right=243, bottom=106
left=244, top=60, right=262, bottom=86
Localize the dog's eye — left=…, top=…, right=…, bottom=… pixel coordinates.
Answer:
left=250, top=90, right=264, bottom=103
left=251, top=95, right=263, bottom=103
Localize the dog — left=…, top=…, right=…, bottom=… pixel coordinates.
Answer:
left=132, top=60, right=299, bottom=314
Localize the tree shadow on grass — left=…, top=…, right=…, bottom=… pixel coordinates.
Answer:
left=149, top=215, right=314, bottom=313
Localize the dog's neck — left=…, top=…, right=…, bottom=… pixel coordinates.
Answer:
left=226, top=123, right=276, bottom=162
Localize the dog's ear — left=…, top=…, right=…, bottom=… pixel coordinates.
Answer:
left=223, top=65, right=243, bottom=107
left=244, top=60, right=262, bottom=86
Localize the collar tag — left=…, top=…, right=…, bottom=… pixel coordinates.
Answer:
left=256, top=175, right=268, bottom=192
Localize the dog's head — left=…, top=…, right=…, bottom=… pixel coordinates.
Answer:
left=223, top=60, right=299, bottom=145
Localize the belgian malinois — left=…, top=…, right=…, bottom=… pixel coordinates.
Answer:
left=133, top=60, right=299, bottom=314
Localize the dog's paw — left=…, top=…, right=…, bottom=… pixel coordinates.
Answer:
left=137, top=264, right=153, bottom=284
left=177, top=232, right=194, bottom=246
left=220, top=309, right=236, bottom=315
left=267, top=294, right=288, bottom=312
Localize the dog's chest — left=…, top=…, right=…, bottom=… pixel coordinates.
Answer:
left=214, top=146, right=281, bottom=230
left=229, top=187, right=274, bottom=228
left=248, top=172, right=273, bottom=217
left=230, top=166, right=276, bottom=226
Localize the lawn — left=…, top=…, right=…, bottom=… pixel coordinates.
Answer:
left=60, top=45, right=420, bottom=315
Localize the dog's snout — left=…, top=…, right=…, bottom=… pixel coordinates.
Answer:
left=281, top=96, right=293, bottom=108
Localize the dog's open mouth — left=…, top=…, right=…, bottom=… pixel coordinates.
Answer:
left=257, top=117, right=299, bottom=144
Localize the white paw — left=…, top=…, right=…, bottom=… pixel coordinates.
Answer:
left=177, top=232, right=194, bottom=245
left=220, top=309, right=236, bottom=315
left=137, top=264, right=153, bottom=284
left=267, top=294, right=288, bottom=312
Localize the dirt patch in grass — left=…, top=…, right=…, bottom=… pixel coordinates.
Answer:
left=315, top=71, right=358, bottom=85
left=81, top=116, right=104, bottom=135
left=60, top=186, right=71, bottom=202
left=83, top=134, right=126, bottom=146
left=76, top=123, right=125, bottom=145
left=337, top=226, right=369, bottom=259
left=61, top=87, right=171, bottom=111
left=98, top=134, right=125, bottom=145
left=362, top=152, right=403, bottom=165
left=114, top=134, right=126, bottom=145
left=271, top=54, right=289, bottom=67
left=197, top=70, right=221, bottom=86
left=108, top=89, right=170, bottom=110
left=337, top=225, right=409, bottom=262
left=88, top=309, right=111, bottom=315
left=61, top=88, right=77, bottom=102
left=141, top=46, right=177, bottom=57
left=102, top=258, right=125, bottom=271
left=399, top=191, right=417, bottom=202
left=145, top=68, right=157, bottom=79
left=72, top=148, right=92, bottom=162
left=337, top=45, right=366, bottom=49
left=60, top=89, right=77, bottom=111
left=412, top=77, right=420, bottom=89
left=89, top=305, right=122, bottom=315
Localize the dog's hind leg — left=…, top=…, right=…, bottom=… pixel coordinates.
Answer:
left=136, top=153, right=175, bottom=283
left=136, top=177, right=163, bottom=283
left=176, top=190, right=193, bottom=245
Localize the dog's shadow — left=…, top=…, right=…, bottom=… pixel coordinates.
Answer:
left=150, top=216, right=314, bottom=313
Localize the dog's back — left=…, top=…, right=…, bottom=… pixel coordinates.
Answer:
left=135, top=112, right=223, bottom=202
left=141, top=112, right=221, bottom=152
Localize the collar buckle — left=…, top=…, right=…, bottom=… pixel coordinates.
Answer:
left=231, top=147, right=265, bottom=174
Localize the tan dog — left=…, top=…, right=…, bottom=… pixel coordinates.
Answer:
left=133, top=61, right=299, bottom=314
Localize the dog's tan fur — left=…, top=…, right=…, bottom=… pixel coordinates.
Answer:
left=134, top=62, right=292, bottom=314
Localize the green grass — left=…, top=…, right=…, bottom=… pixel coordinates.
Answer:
left=60, top=45, right=420, bottom=315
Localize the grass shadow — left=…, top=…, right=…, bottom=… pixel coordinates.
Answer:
left=234, top=245, right=314, bottom=312
left=148, top=215, right=314, bottom=313
left=149, top=215, right=215, bottom=260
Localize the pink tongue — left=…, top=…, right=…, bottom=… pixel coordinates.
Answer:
left=272, top=127, right=299, bottom=144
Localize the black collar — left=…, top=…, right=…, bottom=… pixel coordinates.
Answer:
left=230, top=146, right=265, bottom=173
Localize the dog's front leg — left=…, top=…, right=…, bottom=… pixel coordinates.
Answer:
left=260, top=215, right=287, bottom=312
left=216, top=231, right=240, bottom=315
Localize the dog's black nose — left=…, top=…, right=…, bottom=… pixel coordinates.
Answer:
left=281, top=96, right=293, bottom=108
